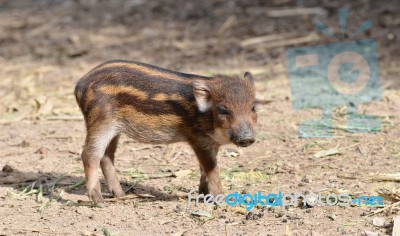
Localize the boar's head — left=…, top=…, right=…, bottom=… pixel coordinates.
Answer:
left=193, top=72, right=257, bottom=147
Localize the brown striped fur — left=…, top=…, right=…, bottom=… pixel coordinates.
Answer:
left=74, top=60, right=257, bottom=205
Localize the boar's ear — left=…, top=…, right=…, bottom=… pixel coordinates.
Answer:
left=193, top=80, right=212, bottom=112
left=244, top=72, right=254, bottom=83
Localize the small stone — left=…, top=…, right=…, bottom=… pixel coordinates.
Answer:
left=363, top=230, right=379, bottom=236
left=225, top=148, right=240, bottom=157
left=307, top=231, right=323, bottom=236
left=20, top=140, right=30, bottom=147
left=75, top=208, right=84, bottom=214
left=361, top=212, right=367, bottom=216
left=372, top=217, right=385, bottom=227
left=301, top=175, right=312, bottom=183
left=191, top=210, right=212, bottom=218
left=245, top=212, right=253, bottom=221
left=225, top=219, right=234, bottom=224
left=2, top=165, right=14, bottom=173
left=276, top=211, right=285, bottom=218
left=82, top=231, right=92, bottom=236
left=268, top=207, right=274, bottom=212
left=287, top=213, right=297, bottom=220
left=174, top=204, right=183, bottom=213
left=35, top=147, right=48, bottom=155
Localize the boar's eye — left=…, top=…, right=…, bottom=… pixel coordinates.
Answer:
left=217, top=105, right=229, bottom=116
left=252, top=104, right=257, bottom=112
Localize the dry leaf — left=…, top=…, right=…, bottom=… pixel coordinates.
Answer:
left=173, top=169, right=192, bottom=178
left=35, top=95, right=53, bottom=116
left=191, top=210, right=212, bottom=218
left=313, top=144, right=340, bottom=158
left=225, top=148, right=240, bottom=157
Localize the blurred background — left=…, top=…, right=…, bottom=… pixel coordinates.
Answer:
left=1, top=1, right=400, bottom=235
left=0, top=0, right=399, bottom=120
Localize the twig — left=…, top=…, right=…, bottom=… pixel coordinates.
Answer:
left=169, top=151, right=182, bottom=163
left=163, top=144, right=177, bottom=161
left=147, top=173, right=175, bottom=179
left=245, top=33, right=320, bottom=49
left=246, top=7, right=327, bottom=17
left=0, top=152, right=25, bottom=157
left=7, top=228, right=67, bottom=235
left=45, top=136, right=79, bottom=139
left=240, top=32, right=300, bottom=48
left=76, top=194, right=155, bottom=205
left=218, top=15, right=237, bottom=34
left=367, top=201, right=400, bottom=216
left=197, top=64, right=285, bottom=77
left=340, top=143, right=361, bottom=150
left=46, top=115, right=83, bottom=121
left=106, top=194, right=155, bottom=202
left=371, top=173, right=400, bottom=182
left=256, top=99, right=273, bottom=105
left=337, top=174, right=358, bottom=180
left=132, top=146, right=151, bottom=151
left=136, top=163, right=180, bottom=167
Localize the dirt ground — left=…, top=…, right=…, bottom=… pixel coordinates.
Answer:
left=1, top=0, right=400, bottom=235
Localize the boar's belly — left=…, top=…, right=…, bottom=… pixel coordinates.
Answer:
left=122, top=123, right=186, bottom=144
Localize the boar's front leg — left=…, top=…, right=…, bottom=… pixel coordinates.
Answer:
left=191, top=144, right=223, bottom=195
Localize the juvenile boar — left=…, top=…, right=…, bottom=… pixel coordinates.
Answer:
left=74, top=60, right=257, bottom=205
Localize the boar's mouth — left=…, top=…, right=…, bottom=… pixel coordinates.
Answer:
left=232, top=138, right=255, bottom=147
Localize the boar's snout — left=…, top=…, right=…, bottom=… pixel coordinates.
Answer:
left=235, top=138, right=255, bottom=147
left=232, top=123, right=255, bottom=147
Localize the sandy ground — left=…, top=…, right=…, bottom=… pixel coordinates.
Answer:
left=1, top=0, right=400, bottom=235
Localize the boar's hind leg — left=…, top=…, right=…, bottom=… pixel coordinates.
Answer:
left=81, top=125, right=118, bottom=205
left=100, top=135, right=125, bottom=198
left=191, top=145, right=224, bottom=195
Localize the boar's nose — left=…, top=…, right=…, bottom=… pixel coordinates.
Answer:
left=236, top=138, right=255, bottom=147
left=234, top=123, right=255, bottom=147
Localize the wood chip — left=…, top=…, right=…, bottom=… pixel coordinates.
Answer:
left=173, top=169, right=192, bottom=178
left=372, top=217, right=386, bottom=227
left=393, top=215, right=400, bottom=236
left=312, top=145, right=340, bottom=158
left=191, top=210, right=212, bottom=218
